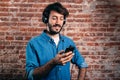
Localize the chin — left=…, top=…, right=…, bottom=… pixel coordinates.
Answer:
left=53, top=30, right=60, bottom=33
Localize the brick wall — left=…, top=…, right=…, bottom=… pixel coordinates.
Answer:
left=0, top=0, right=120, bottom=80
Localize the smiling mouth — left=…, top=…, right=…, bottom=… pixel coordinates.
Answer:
left=53, top=24, right=61, bottom=27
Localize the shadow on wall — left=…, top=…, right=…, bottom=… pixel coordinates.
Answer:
left=86, top=0, right=120, bottom=80
left=0, top=72, right=26, bottom=80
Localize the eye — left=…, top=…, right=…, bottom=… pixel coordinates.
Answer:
left=52, top=17, right=57, bottom=20
left=60, top=17, right=64, bottom=21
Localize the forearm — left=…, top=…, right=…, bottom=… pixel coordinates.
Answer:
left=33, top=59, right=56, bottom=78
left=78, top=68, right=87, bottom=80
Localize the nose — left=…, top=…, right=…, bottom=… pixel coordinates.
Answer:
left=56, top=17, right=64, bottom=25
left=56, top=18, right=61, bottom=24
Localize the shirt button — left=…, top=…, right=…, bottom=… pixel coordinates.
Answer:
left=59, top=68, right=61, bottom=70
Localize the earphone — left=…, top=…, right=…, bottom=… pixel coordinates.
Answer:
left=42, top=15, right=66, bottom=25
left=42, top=15, right=48, bottom=24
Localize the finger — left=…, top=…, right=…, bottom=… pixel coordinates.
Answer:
left=58, top=50, right=65, bottom=54
left=63, top=54, right=74, bottom=61
left=61, top=53, right=74, bottom=63
left=65, top=51, right=73, bottom=56
left=60, top=51, right=72, bottom=57
left=62, top=51, right=73, bottom=58
left=64, top=54, right=74, bottom=61
left=59, top=52, right=74, bottom=65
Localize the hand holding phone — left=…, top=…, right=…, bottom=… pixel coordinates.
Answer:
left=65, top=45, right=74, bottom=53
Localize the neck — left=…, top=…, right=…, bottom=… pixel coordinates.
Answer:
left=44, top=30, right=59, bottom=38
left=48, top=33, right=59, bottom=39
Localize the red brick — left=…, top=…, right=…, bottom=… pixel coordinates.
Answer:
left=25, top=36, right=31, bottom=40
left=0, top=8, right=9, bottom=12
left=0, top=46, right=5, bottom=49
left=6, top=36, right=14, bottom=40
left=19, top=54, right=25, bottom=59
left=15, top=36, right=23, bottom=40
left=74, top=0, right=83, bottom=3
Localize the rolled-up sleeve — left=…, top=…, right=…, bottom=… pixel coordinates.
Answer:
left=71, top=42, right=88, bottom=68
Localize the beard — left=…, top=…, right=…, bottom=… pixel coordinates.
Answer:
left=47, top=23, right=63, bottom=35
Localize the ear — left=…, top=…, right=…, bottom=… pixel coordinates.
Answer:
left=42, top=15, right=48, bottom=24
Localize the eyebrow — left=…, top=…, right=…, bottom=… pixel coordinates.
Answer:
left=52, top=15, right=64, bottom=19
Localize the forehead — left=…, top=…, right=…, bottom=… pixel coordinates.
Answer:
left=49, top=10, right=64, bottom=17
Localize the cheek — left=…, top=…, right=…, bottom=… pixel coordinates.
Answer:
left=49, top=19, right=55, bottom=25
left=60, top=21, right=64, bottom=25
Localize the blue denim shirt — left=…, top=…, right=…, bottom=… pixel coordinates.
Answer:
left=26, top=31, right=88, bottom=80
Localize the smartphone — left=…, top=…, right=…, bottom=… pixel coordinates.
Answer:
left=65, top=45, right=74, bottom=53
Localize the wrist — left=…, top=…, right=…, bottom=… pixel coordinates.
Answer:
left=51, top=58, right=58, bottom=65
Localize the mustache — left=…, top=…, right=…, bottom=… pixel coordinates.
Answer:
left=53, top=24, right=62, bottom=27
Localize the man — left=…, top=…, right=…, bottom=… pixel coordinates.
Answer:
left=26, top=2, right=88, bottom=80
